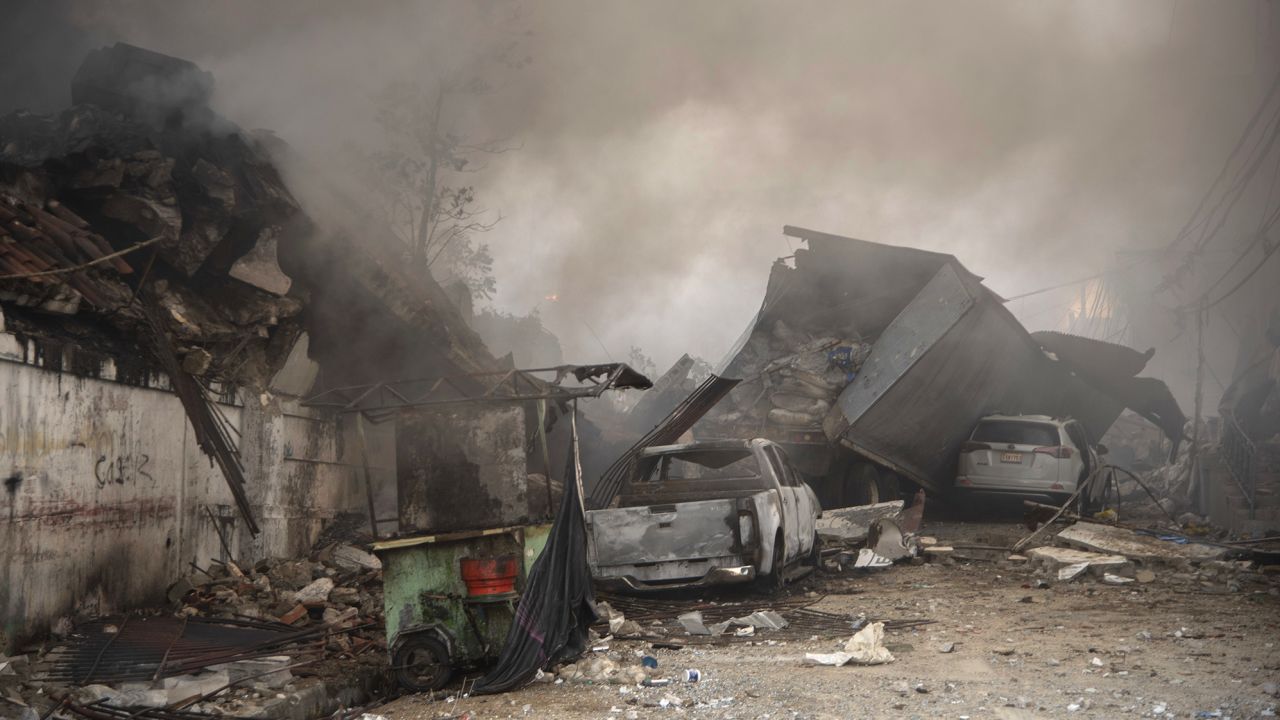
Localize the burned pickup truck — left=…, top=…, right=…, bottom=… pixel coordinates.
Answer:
left=585, top=439, right=820, bottom=591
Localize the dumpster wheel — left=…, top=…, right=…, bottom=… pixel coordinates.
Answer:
left=394, top=635, right=453, bottom=691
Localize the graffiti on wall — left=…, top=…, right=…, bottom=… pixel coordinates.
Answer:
left=94, top=453, right=153, bottom=489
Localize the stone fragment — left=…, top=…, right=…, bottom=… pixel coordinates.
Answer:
left=294, top=577, right=334, bottom=605
left=328, top=587, right=360, bottom=606
left=279, top=604, right=308, bottom=625
left=328, top=544, right=382, bottom=572
left=322, top=606, right=358, bottom=625
left=229, top=229, right=293, bottom=297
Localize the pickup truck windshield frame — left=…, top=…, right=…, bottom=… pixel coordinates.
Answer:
left=621, top=447, right=773, bottom=500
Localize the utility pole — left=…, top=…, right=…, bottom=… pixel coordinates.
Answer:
left=1189, top=300, right=1205, bottom=502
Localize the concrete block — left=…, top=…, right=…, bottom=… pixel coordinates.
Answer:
left=294, top=578, right=334, bottom=605
left=1055, top=521, right=1224, bottom=563
left=208, top=656, right=292, bottom=689
left=1027, top=546, right=1130, bottom=577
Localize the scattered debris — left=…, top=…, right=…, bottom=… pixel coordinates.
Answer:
left=802, top=622, right=895, bottom=667
left=18, top=541, right=386, bottom=718
left=678, top=612, right=710, bottom=637
left=815, top=501, right=904, bottom=544
left=867, top=517, right=918, bottom=561
left=850, top=548, right=894, bottom=569
left=1026, top=546, right=1131, bottom=580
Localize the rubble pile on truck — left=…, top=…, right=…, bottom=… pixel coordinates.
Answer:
left=711, top=332, right=872, bottom=429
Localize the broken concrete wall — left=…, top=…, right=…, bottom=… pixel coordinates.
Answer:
left=0, top=324, right=377, bottom=653
left=395, top=404, right=530, bottom=534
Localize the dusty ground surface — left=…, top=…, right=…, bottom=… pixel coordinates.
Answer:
left=373, top=520, right=1280, bottom=720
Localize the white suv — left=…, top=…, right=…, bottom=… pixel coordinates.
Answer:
left=955, top=414, right=1099, bottom=506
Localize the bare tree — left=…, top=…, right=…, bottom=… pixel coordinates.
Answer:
left=369, top=76, right=513, bottom=299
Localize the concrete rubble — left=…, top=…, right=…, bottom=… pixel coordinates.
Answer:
left=0, top=540, right=390, bottom=720
left=0, top=42, right=308, bottom=391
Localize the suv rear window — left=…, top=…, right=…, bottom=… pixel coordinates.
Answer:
left=972, top=421, right=1059, bottom=447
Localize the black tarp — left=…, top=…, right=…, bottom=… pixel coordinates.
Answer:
left=472, top=408, right=597, bottom=694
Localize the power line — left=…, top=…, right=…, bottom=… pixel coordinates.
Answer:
left=1166, top=67, right=1280, bottom=253
left=1000, top=261, right=1142, bottom=303
left=1201, top=235, right=1279, bottom=311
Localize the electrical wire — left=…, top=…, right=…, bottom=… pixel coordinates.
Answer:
left=1200, top=237, right=1279, bottom=311
left=1186, top=100, right=1280, bottom=256
left=1000, top=261, right=1144, bottom=303
left=1166, top=67, right=1280, bottom=253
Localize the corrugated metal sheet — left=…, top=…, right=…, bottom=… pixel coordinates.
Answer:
left=824, top=263, right=1048, bottom=490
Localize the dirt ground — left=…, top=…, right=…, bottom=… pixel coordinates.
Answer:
left=372, top=520, right=1280, bottom=720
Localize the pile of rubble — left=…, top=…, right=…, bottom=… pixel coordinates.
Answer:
left=0, top=541, right=389, bottom=720
left=173, top=542, right=384, bottom=635
left=709, top=323, right=872, bottom=429
left=0, top=42, right=305, bottom=390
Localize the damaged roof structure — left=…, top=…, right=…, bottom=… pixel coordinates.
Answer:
left=0, top=43, right=506, bottom=530
left=702, top=225, right=1186, bottom=495
left=0, top=43, right=508, bottom=654
left=1, top=42, right=496, bottom=391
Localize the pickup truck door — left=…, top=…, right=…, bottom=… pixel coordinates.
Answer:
left=774, top=445, right=817, bottom=556
left=762, top=445, right=802, bottom=562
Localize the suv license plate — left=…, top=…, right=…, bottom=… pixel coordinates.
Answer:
left=1000, top=452, right=1023, bottom=463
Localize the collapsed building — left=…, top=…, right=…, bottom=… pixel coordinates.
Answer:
left=681, top=226, right=1187, bottom=511
left=0, top=43, right=538, bottom=653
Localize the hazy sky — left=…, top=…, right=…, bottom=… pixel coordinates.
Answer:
left=3, top=1, right=1277, bottom=380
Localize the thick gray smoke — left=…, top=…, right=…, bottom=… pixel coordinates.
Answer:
left=3, top=1, right=1277, bottom=396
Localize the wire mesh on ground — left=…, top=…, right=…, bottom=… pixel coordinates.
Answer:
left=42, top=616, right=329, bottom=685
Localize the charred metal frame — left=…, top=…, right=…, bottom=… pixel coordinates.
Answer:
left=301, top=363, right=651, bottom=422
